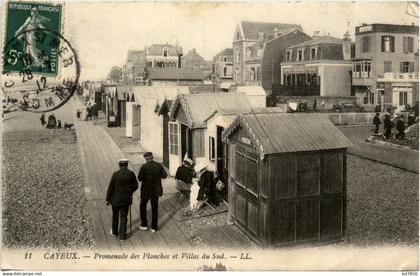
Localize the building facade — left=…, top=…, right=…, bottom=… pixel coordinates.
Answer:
left=244, top=29, right=312, bottom=94
left=233, top=21, right=302, bottom=85
left=352, top=23, right=419, bottom=111
left=213, top=48, right=233, bottom=81
left=280, top=36, right=353, bottom=97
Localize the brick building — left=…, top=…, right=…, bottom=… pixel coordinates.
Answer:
left=352, top=23, right=419, bottom=111
left=233, top=21, right=302, bottom=85
left=213, top=48, right=233, bottom=81
left=181, top=48, right=212, bottom=78
left=244, top=29, right=312, bottom=94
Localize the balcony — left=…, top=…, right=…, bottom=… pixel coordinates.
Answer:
left=377, top=72, right=418, bottom=82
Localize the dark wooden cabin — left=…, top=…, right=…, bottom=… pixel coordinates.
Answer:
left=222, top=113, right=352, bottom=246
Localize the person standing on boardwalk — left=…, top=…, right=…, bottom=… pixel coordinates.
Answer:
left=91, top=103, right=99, bottom=125
left=383, top=113, right=393, bottom=140
left=373, top=112, right=381, bottom=134
left=106, top=158, right=138, bottom=241
left=137, top=152, right=167, bottom=233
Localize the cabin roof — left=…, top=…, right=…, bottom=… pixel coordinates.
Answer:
left=223, top=113, right=352, bottom=159
left=169, top=92, right=252, bottom=129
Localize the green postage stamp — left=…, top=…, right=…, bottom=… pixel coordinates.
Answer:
left=3, top=1, right=62, bottom=76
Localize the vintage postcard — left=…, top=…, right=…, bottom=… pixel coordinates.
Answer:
left=1, top=0, right=419, bottom=272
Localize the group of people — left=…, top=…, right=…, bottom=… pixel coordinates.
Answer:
left=40, top=113, right=63, bottom=129
left=175, top=157, right=223, bottom=213
left=373, top=112, right=414, bottom=140
left=106, top=152, right=224, bottom=241
left=77, top=101, right=98, bottom=124
left=106, top=152, right=167, bottom=241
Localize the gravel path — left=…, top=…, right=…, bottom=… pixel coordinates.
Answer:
left=2, top=111, right=95, bottom=248
left=344, top=155, right=418, bottom=246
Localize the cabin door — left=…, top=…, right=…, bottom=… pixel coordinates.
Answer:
left=162, top=114, right=169, bottom=167
left=132, top=105, right=141, bottom=140
left=180, top=124, right=193, bottom=160
left=216, top=126, right=228, bottom=201
left=232, top=144, right=259, bottom=238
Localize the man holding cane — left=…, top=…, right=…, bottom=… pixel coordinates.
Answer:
left=106, top=158, right=138, bottom=241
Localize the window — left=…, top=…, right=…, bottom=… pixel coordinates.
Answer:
left=223, top=57, right=227, bottom=62
left=163, top=47, right=168, bottom=57
left=223, top=67, right=227, bottom=77
left=298, top=49, right=303, bottom=61
left=400, top=62, right=414, bottom=73
left=362, top=36, right=370, bottom=52
left=381, top=36, right=395, bottom=52
left=311, top=48, right=317, bottom=60
left=286, top=51, right=291, bottom=62
left=209, top=137, right=215, bottom=161
left=384, top=61, right=392, bottom=73
left=235, top=48, right=240, bottom=63
left=236, top=32, right=240, bottom=40
left=399, top=91, right=408, bottom=106
left=403, top=36, right=414, bottom=53
left=363, top=92, right=375, bottom=105
left=169, top=122, right=178, bottom=155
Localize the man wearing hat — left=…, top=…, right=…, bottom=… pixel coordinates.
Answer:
left=106, top=158, right=138, bottom=241
left=137, top=152, right=167, bottom=233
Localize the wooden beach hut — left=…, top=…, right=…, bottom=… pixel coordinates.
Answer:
left=222, top=113, right=352, bottom=246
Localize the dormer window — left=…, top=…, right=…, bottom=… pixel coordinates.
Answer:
left=237, top=32, right=240, bottom=40
left=286, top=50, right=291, bottom=62
left=258, top=32, right=265, bottom=40
left=163, top=47, right=168, bottom=57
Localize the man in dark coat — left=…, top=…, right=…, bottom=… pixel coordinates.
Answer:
left=395, top=115, right=406, bottom=140
left=383, top=113, right=393, bottom=140
left=137, top=152, right=167, bottom=233
left=373, top=112, right=381, bottom=134
left=91, top=103, right=98, bottom=124
left=106, top=159, right=138, bottom=241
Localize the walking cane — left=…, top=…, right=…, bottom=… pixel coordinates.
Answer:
left=129, top=205, right=132, bottom=235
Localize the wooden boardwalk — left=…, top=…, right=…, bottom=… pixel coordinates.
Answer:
left=73, top=105, right=193, bottom=250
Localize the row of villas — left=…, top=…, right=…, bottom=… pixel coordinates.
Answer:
left=211, top=21, right=418, bottom=112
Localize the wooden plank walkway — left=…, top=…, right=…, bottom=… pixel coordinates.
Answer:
left=72, top=100, right=193, bottom=250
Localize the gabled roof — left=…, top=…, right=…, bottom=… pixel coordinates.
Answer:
left=289, top=36, right=344, bottom=48
left=147, top=68, right=205, bottom=81
left=146, top=44, right=182, bottom=56
left=169, top=92, right=252, bottom=129
left=213, top=48, right=233, bottom=60
left=223, top=113, right=352, bottom=159
left=181, top=49, right=205, bottom=62
left=240, top=21, right=302, bottom=40
left=130, top=86, right=189, bottom=104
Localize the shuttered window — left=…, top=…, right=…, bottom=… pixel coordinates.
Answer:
left=400, top=62, right=414, bottom=73
left=362, top=36, right=370, bottom=52
left=403, top=36, right=414, bottom=53
left=384, top=61, right=392, bottom=73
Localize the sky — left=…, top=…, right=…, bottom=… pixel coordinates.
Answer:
left=63, top=1, right=418, bottom=81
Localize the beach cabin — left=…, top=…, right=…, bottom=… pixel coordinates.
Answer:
left=125, top=86, right=189, bottom=163
left=204, top=107, right=287, bottom=201
left=167, top=92, right=253, bottom=176
left=222, top=113, right=352, bottom=246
